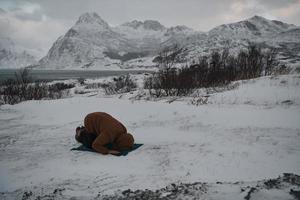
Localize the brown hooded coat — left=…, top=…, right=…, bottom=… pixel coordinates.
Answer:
left=84, top=112, right=134, bottom=154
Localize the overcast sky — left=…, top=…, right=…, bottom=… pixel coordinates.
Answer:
left=1, top=0, right=300, bottom=57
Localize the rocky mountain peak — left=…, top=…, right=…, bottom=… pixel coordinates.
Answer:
left=143, top=20, right=165, bottom=31
left=247, top=15, right=295, bottom=31
left=75, top=12, right=109, bottom=28
left=121, top=19, right=166, bottom=31
left=246, top=15, right=276, bottom=27
left=121, top=20, right=143, bottom=29
left=167, top=25, right=194, bottom=33
left=248, top=15, right=268, bottom=22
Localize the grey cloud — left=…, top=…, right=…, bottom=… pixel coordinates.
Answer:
left=0, top=0, right=299, bottom=58
left=0, top=0, right=44, bottom=21
left=257, top=0, right=299, bottom=9
left=14, top=10, right=44, bottom=21
left=2, top=0, right=299, bottom=30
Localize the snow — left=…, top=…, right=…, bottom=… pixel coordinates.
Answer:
left=207, top=75, right=300, bottom=106
left=0, top=74, right=299, bottom=199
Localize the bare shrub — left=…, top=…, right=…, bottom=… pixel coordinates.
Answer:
left=144, top=73, right=165, bottom=97
left=272, top=64, right=291, bottom=75
left=294, top=66, right=300, bottom=74
left=1, top=81, right=48, bottom=105
left=154, top=44, right=186, bottom=69
left=114, top=75, right=137, bottom=93
left=101, top=75, right=137, bottom=95
left=49, top=83, right=75, bottom=91
left=78, top=77, right=85, bottom=85
left=190, top=95, right=210, bottom=106
left=144, top=44, right=279, bottom=98
left=102, top=83, right=117, bottom=95
left=0, top=69, right=75, bottom=105
left=264, top=48, right=278, bottom=76
left=84, top=82, right=104, bottom=89
left=48, top=83, right=74, bottom=99
left=74, top=89, right=90, bottom=95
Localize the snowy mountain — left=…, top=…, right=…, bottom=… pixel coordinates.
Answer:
left=39, top=13, right=136, bottom=69
left=113, top=20, right=166, bottom=52
left=0, top=37, right=37, bottom=69
left=38, top=12, right=199, bottom=69
left=37, top=13, right=300, bottom=69
left=209, top=15, right=295, bottom=39
left=185, top=15, right=299, bottom=63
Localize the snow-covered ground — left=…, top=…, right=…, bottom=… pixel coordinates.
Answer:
left=0, top=74, right=300, bottom=199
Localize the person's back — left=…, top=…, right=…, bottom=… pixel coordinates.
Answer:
left=76, top=112, right=134, bottom=155
left=84, top=112, right=127, bottom=142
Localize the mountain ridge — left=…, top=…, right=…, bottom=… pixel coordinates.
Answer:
left=37, top=13, right=299, bottom=69
left=1, top=12, right=299, bottom=69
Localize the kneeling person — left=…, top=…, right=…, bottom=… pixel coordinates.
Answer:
left=75, top=112, right=134, bottom=155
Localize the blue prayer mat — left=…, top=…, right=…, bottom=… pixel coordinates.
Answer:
left=71, top=143, right=143, bottom=156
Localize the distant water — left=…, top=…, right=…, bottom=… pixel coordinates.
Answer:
left=0, top=69, right=153, bottom=82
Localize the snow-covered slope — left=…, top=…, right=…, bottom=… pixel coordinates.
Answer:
left=275, top=27, right=300, bottom=42
left=38, top=13, right=300, bottom=70
left=0, top=37, right=37, bottom=69
left=0, top=74, right=299, bottom=199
